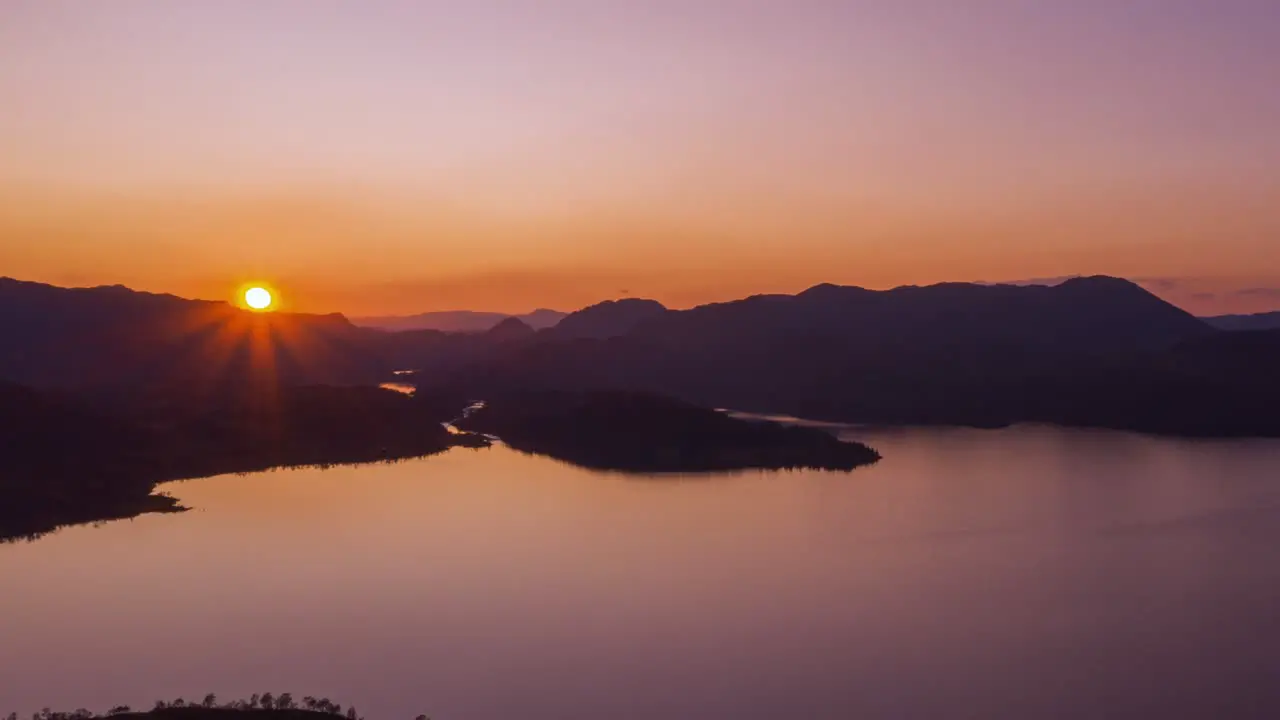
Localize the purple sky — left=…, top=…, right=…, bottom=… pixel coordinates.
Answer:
left=2, top=1, right=1278, bottom=314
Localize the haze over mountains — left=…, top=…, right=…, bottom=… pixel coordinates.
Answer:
left=352, top=309, right=566, bottom=333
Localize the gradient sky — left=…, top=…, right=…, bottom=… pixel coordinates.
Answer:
left=3, top=0, right=1279, bottom=315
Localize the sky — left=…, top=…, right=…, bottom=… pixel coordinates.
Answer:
left=2, top=0, right=1279, bottom=316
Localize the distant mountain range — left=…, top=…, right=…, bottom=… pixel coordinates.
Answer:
left=437, top=276, right=1216, bottom=393
left=1203, top=311, right=1280, bottom=331
left=0, top=277, right=556, bottom=394
left=352, top=308, right=565, bottom=332
left=4, top=275, right=1280, bottom=437
left=424, top=277, right=1280, bottom=436
left=0, top=277, right=386, bottom=392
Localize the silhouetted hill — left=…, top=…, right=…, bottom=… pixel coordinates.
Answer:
left=458, top=391, right=880, bottom=472
left=0, top=381, right=485, bottom=541
left=437, top=276, right=1213, bottom=392
left=420, top=277, right=1280, bottom=437
left=0, top=278, right=594, bottom=394
left=630, top=276, right=1210, bottom=361
left=553, top=298, right=669, bottom=338
left=1204, top=311, right=1280, bottom=331
left=0, top=278, right=387, bottom=391
left=352, top=308, right=566, bottom=332
left=0, top=380, right=179, bottom=540
left=485, top=316, right=536, bottom=340
left=522, top=308, right=569, bottom=328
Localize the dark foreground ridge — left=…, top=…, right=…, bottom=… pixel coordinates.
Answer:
left=9, top=694, right=417, bottom=720
left=457, top=390, right=881, bottom=472
left=0, top=383, right=486, bottom=542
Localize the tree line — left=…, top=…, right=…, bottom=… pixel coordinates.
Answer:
left=7, top=695, right=433, bottom=720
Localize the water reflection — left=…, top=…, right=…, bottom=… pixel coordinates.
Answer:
left=2, top=427, right=1279, bottom=719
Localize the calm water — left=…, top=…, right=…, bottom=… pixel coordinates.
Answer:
left=4, top=426, right=1280, bottom=719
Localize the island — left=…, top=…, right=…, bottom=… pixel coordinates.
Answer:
left=455, top=390, right=882, bottom=472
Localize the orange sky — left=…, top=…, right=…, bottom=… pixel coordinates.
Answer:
left=2, top=2, right=1278, bottom=316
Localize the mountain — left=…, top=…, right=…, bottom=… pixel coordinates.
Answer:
left=1203, top=311, right=1280, bottom=331
left=631, top=275, right=1208, bottom=358
left=0, top=278, right=576, bottom=394
left=10, top=274, right=1279, bottom=438
left=0, top=277, right=388, bottom=391
left=485, top=316, right=536, bottom=341
left=553, top=298, right=669, bottom=338
left=440, top=276, right=1213, bottom=394
left=352, top=308, right=565, bottom=332
left=421, top=277, right=1280, bottom=436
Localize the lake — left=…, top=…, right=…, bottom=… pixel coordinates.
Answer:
left=3, top=425, right=1280, bottom=719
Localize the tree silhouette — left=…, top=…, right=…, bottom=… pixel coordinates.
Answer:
left=7, top=693, right=383, bottom=719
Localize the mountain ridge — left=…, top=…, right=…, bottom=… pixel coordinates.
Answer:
left=553, top=297, right=669, bottom=338
left=10, top=274, right=1278, bottom=439
left=417, top=276, right=1277, bottom=437
left=352, top=308, right=565, bottom=333
left=1203, top=310, right=1280, bottom=331
left=0, top=276, right=383, bottom=391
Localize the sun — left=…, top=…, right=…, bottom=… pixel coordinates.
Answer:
left=244, top=286, right=273, bottom=311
